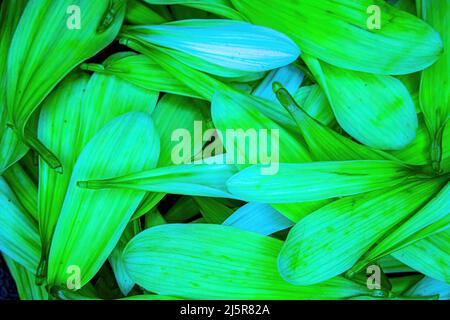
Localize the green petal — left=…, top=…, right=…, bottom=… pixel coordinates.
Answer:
left=120, top=19, right=300, bottom=76
left=122, top=224, right=372, bottom=299
left=3, top=254, right=48, bottom=300
left=124, top=39, right=229, bottom=100
left=223, top=202, right=294, bottom=235
left=390, top=115, right=432, bottom=166
left=392, top=229, right=450, bottom=283
left=274, top=82, right=398, bottom=161
left=164, top=196, right=200, bottom=223
left=294, top=85, right=335, bottom=126
left=0, top=178, right=41, bottom=273
left=419, top=0, right=450, bottom=171
left=232, top=0, right=442, bottom=74
left=194, top=197, right=234, bottom=224
left=442, top=122, right=450, bottom=173
left=47, top=112, right=160, bottom=289
left=0, top=0, right=28, bottom=174
left=3, top=162, right=38, bottom=220
left=82, top=52, right=202, bottom=99
left=404, top=276, right=450, bottom=300
left=351, top=182, right=450, bottom=272
left=252, top=64, right=304, bottom=103
left=6, top=0, right=126, bottom=160
left=142, top=0, right=245, bottom=20
left=109, top=221, right=140, bottom=296
left=227, top=160, right=412, bottom=203
left=38, top=70, right=158, bottom=271
left=278, top=177, right=446, bottom=285
left=377, top=255, right=415, bottom=274
left=212, top=88, right=329, bottom=222
left=307, top=56, right=418, bottom=150
left=79, top=163, right=238, bottom=199
left=126, top=0, right=168, bottom=25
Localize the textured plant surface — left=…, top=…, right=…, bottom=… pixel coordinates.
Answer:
left=0, top=0, right=449, bottom=301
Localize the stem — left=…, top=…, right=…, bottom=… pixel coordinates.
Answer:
left=272, top=81, right=308, bottom=125
left=35, top=255, right=48, bottom=286
left=77, top=180, right=106, bottom=189
left=431, top=124, right=445, bottom=174
left=80, top=63, right=105, bottom=73
left=23, top=131, right=63, bottom=174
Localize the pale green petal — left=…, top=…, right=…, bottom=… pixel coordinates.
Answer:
left=419, top=0, right=450, bottom=171
left=79, top=163, right=238, bottom=199
left=0, top=178, right=40, bottom=273
left=227, top=160, right=412, bottom=203
left=350, top=182, right=450, bottom=272
left=3, top=162, right=38, bottom=220
left=38, top=70, right=158, bottom=272
left=232, top=0, right=442, bottom=74
left=47, top=112, right=160, bottom=289
left=126, top=0, right=168, bottom=25
left=278, top=177, right=446, bottom=286
left=3, top=254, right=48, bottom=300
left=121, top=19, right=300, bottom=76
left=392, top=229, right=450, bottom=283
left=307, top=57, right=418, bottom=150
left=6, top=0, right=126, bottom=165
left=142, top=0, right=244, bottom=20
left=223, top=203, right=294, bottom=236
left=122, top=224, right=372, bottom=299
left=0, top=0, right=28, bottom=174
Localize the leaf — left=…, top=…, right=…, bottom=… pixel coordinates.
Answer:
left=223, top=202, right=294, bottom=235
left=231, top=0, right=442, bottom=74
left=144, top=208, right=167, bottom=229
left=109, top=221, right=140, bottom=296
left=377, top=255, right=415, bottom=274
left=38, top=70, right=158, bottom=274
left=81, top=52, right=202, bottom=99
left=419, top=0, right=450, bottom=172
left=0, top=177, right=41, bottom=273
left=132, top=94, right=205, bottom=219
left=308, top=57, right=418, bottom=150
left=390, top=115, right=432, bottom=166
left=194, top=197, right=234, bottom=224
left=212, top=89, right=311, bottom=167
left=404, top=276, right=450, bottom=300
left=3, top=162, right=38, bottom=220
left=294, top=85, right=335, bottom=126
left=0, top=0, right=28, bottom=174
left=3, top=254, right=48, bottom=300
left=274, top=82, right=399, bottom=161
left=227, top=160, right=412, bottom=203
left=350, top=182, right=450, bottom=272
left=278, top=177, right=446, bottom=285
left=120, top=19, right=300, bottom=76
left=142, top=0, right=245, bottom=20
left=123, top=40, right=230, bottom=100
left=212, top=88, right=330, bottom=222
left=126, top=0, right=168, bottom=25
left=252, top=64, right=304, bottom=103
left=122, top=224, right=372, bottom=299
left=47, top=112, right=160, bottom=289
left=78, top=163, right=238, bottom=199
left=442, top=122, right=450, bottom=173
left=164, top=196, right=199, bottom=223
left=392, top=229, right=450, bottom=283
left=6, top=0, right=126, bottom=165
